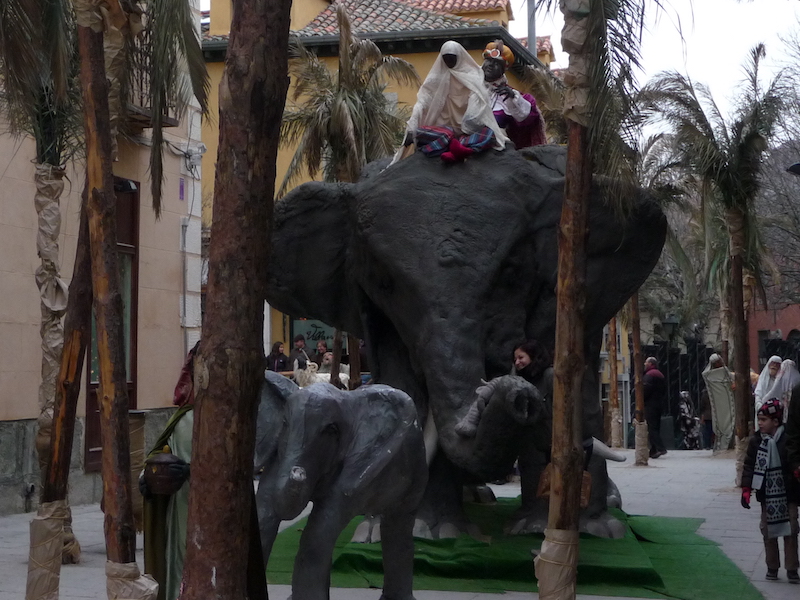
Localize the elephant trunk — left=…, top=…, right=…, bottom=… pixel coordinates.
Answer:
left=417, top=327, right=535, bottom=479
left=274, top=464, right=311, bottom=521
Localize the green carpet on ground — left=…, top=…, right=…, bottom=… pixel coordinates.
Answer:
left=266, top=498, right=761, bottom=600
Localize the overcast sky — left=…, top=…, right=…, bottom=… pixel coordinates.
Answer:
left=201, top=0, right=800, bottom=117
left=509, top=0, right=800, bottom=117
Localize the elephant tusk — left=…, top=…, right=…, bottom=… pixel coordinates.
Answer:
left=422, top=406, right=438, bottom=466
left=592, top=437, right=626, bottom=462
left=290, top=466, right=307, bottom=482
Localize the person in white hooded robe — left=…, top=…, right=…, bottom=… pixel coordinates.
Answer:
left=702, top=353, right=735, bottom=452
left=755, top=355, right=783, bottom=411
left=763, top=359, right=800, bottom=418
left=391, top=40, right=509, bottom=164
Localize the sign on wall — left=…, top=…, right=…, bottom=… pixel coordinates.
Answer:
left=292, top=319, right=347, bottom=351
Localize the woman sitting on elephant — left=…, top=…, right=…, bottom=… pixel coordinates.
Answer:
left=391, top=40, right=509, bottom=164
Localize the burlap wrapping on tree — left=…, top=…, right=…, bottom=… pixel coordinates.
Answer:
left=26, top=500, right=68, bottom=600
left=610, top=407, right=623, bottom=449
left=534, top=528, right=580, bottom=600
left=634, top=420, right=649, bottom=466
left=106, top=561, right=158, bottom=599
left=33, top=163, right=68, bottom=477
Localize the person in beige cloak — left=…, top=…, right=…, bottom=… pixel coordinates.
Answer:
left=702, top=353, right=735, bottom=452
left=391, top=40, right=509, bottom=164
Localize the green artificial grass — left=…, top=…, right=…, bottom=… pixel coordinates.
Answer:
left=266, top=498, right=762, bottom=600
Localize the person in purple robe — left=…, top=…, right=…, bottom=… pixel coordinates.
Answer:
left=482, top=40, right=546, bottom=149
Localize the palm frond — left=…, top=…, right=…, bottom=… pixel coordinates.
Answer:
left=279, top=5, right=418, bottom=195
left=139, top=0, right=210, bottom=217
left=0, top=0, right=82, bottom=165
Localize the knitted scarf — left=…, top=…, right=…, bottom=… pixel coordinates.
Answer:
left=752, top=425, right=791, bottom=538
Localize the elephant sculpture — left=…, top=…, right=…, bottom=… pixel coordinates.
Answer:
left=255, top=372, right=427, bottom=600
left=266, top=144, right=667, bottom=538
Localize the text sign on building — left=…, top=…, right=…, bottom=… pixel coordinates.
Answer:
left=291, top=319, right=347, bottom=351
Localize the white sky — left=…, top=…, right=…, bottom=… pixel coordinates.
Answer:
left=201, top=0, right=800, bottom=117
left=509, top=0, right=800, bottom=118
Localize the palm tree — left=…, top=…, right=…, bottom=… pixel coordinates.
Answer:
left=640, top=43, right=786, bottom=464
left=278, top=4, right=418, bottom=388
left=530, top=0, right=653, bottom=594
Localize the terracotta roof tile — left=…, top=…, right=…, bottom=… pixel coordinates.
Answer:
left=398, top=0, right=509, bottom=14
left=516, top=35, right=554, bottom=55
left=295, top=0, right=496, bottom=37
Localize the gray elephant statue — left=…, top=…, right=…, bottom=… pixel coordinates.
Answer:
left=255, top=372, right=427, bottom=600
left=266, top=144, right=666, bottom=538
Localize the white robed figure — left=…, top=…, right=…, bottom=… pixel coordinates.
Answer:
left=391, top=40, right=508, bottom=164
left=762, top=359, right=800, bottom=418
left=702, top=353, right=735, bottom=452
left=754, top=355, right=783, bottom=411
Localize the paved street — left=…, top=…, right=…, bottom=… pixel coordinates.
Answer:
left=0, top=449, right=794, bottom=600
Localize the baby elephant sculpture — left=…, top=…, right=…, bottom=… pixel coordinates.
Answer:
left=256, top=376, right=428, bottom=600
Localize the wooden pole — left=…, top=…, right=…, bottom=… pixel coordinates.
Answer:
left=729, top=253, right=750, bottom=441
left=630, top=292, right=648, bottom=466
left=179, top=0, right=291, bottom=595
left=76, top=22, right=136, bottom=563
left=347, top=334, right=361, bottom=390
left=329, top=329, right=345, bottom=389
left=548, top=116, right=591, bottom=549
left=608, top=316, right=622, bottom=448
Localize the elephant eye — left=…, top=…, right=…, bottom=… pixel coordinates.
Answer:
left=322, top=423, right=339, bottom=436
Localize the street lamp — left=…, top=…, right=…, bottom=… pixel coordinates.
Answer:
left=661, top=314, right=679, bottom=341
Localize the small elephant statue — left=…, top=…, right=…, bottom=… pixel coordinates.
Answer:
left=256, top=375, right=428, bottom=600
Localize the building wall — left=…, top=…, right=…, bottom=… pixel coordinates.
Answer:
left=749, top=304, right=800, bottom=369
left=0, top=133, right=84, bottom=421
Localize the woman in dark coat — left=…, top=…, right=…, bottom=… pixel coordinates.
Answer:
left=267, top=342, right=289, bottom=372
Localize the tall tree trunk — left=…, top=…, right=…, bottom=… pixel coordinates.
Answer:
left=329, top=329, right=344, bottom=389
left=347, top=333, right=361, bottom=390
left=608, top=316, right=622, bottom=448
left=535, top=120, right=590, bottom=600
left=76, top=21, right=135, bottom=565
left=179, top=0, right=291, bottom=597
left=728, top=207, right=751, bottom=481
left=630, top=292, right=648, bottom=466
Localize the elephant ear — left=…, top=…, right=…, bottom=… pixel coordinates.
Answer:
left=267, top=182, right=360, bottom=333
left=343, top=386, right=423, bottom=489
left=254, top=372, right=300, bottom=472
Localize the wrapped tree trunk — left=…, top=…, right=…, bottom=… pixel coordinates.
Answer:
left=608, top=316, right=622, bottom=448
left=179, top=0, right=291, bottom=597
left=630, top=293, right=648, bottom=466
left=34, top=163, right=69, bottom=478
